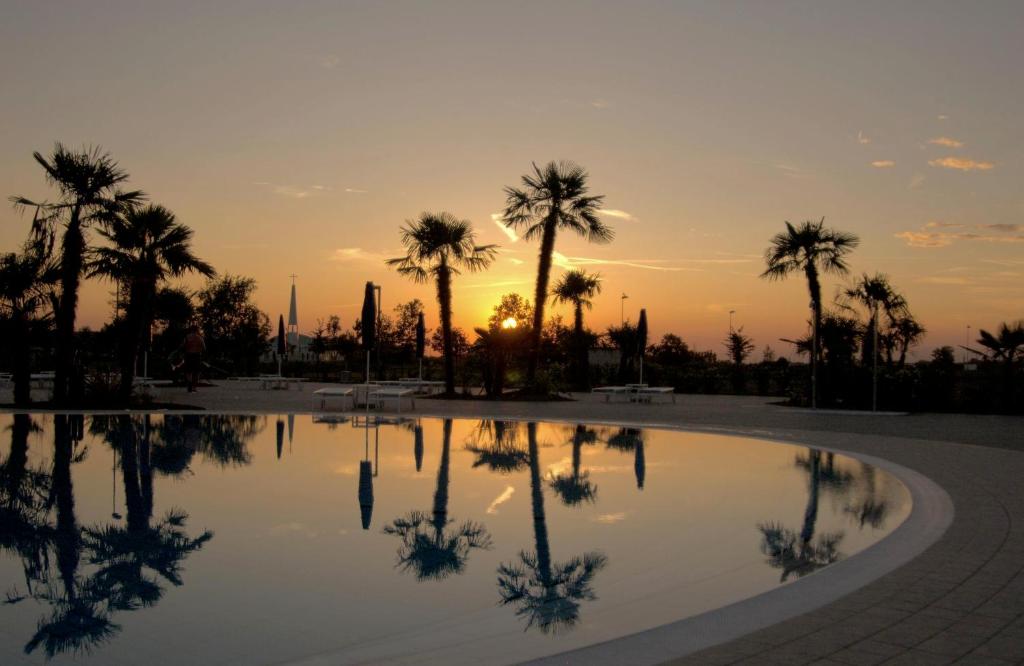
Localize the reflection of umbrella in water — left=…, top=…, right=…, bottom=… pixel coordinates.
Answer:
left=605, top=427, right=646, bottom=490
left=275, top=418, right=284, bottom=460
left=416, top=311, right=426, bottom=380
left=358, top=421, right=378, bottom=530
left=276, top=314, right=286, bottom=377
left=414, top=422, right=424, bottom=472
left=287, top=413, right=294, bottom=452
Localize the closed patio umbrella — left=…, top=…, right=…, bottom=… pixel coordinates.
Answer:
left=636, top=308, right=648, bottom=385
left=416, top=312, right=426, bottom=380
left=277, top=314, right=286, bottom=377
left=414, top=422, right=424, bottom=472
left=276, top=418, right=284, bottom=460
left=361, top=282, right=377, bottom=384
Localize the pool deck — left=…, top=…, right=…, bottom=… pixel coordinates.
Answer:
left=4, top=385, right=1023, bottom=664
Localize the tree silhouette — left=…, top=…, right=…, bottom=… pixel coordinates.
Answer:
left=388, top=213, right=497, bottom=395
left=502, top=162, right=610, bottom=389
left=88, top=204, right=214, bottom=399
left=384, top=419, right=491, bottom=580
left=497, top=423, right=607, bottom=633
left=552, top=269, right=602, bottom=389
left=761, top=218, right=859, bottom=408
left=464, top=420, right=530, bottom=473
left=11, top=144, right=145, bottom=404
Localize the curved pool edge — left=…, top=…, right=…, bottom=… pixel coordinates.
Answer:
left=522, top=443, right=953, bottom=665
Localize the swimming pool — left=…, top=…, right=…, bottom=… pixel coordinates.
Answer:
left=0, top=414, right=912, bottom=664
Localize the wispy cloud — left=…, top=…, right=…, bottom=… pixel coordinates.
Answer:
left=486, top=486, right=515, bottom=514
left=773, top=163, right=807, bottom=179
left=908, top=173, right=926, bottom=189
left=591, top=99, right=610, bottom=109
left=552, top=251, right=699, bottom=272
left=857, top=131, right=871, bottom=144
left=320, top=55, right=340, bottom=69
left=928, top=136, right=964, bottom=148
left=330, top=247, right=393, bottom=262
left=917, top=276, right=973, bottom=285
left=928, top=156, right=994, bottom=171
left=463, top=279, right=531, bottom=290
left=592, top=512, right=627, bottom=524
left=491, top=213, right=519, bottom=242
left=937, top=114, right=949, bottom=121
left=871, top=160, right=896, bottom=168
left=344, top=187, right=367, bottom=194
left=896, top=223, right=1024, bottom=248
left=598, top=208, right=638, bottom=222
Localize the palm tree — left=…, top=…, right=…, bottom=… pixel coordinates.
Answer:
left=502, top=162, right=611, bottom=388
left=384, top=419, right=491, bottom=580
left=89, top=204, right=215, bottom=399
left=11, top=144, right=145, bottom=405
left=976, top=321, right=1024, bottom=367
left=761, top=218, right=859, bottom=408
left=0, top=238, right=58, bottom=406
left=388, top=213, right=497, bottom=396
left=841, top=273, right=907, bottom=410
left=552, top=269, right=602, bottom=389
left=888, top=315, right=926, bottom=368
left=549, top=425, right=598, bottom=506
left=497, top=423, right=607, bottom=633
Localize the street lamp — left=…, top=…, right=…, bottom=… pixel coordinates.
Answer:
left=621, top=293, right=629, bottom=325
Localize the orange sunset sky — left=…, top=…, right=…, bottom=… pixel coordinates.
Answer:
left=2, top=1, right=1022, bottom=359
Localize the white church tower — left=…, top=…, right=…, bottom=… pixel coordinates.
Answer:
left=287, top=274, right=299, bottom=348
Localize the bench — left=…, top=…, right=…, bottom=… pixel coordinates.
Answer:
left=368, top=387, right=416, bottom=413
left=312, top=387, right=355, bottom=411
left=635, top=386, right=676, bottom=403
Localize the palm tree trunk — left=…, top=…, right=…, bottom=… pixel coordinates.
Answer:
left=52, top=415, right=80, bottom=599
left=54, top=210, right=84, bottom=406
left=574, top=302, right=588, bottom=390
left=12, top=314, right=32, bottom=406
left=799, top=450, right=821, bottom=547
left=118, top=282, right=145, bottom=401
left=805, top=265, right=821, bottom=409
left=4, top=415, right=32, bottom=502
left=432, top=419, right=452, bottom=535
left=527, top=221, right=558, bottom=388
left=436, top=262, right=455, bottom=396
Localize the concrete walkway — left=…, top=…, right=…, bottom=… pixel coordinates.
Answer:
left=4, top=385, right=1023, bottom=664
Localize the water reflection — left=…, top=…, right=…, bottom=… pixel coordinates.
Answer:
left=549, top=425, right=599, bottom=506
left=465, top=420, right=529, bottom=473
left=497, top=423, right=607, bottom=634
left=605, top=427, right=646, bottom=490
left=384, top=419, right=492, bottom=580
left=755, top=448, right=891, bottom=582
left=0, top=414, right=265, bottom=658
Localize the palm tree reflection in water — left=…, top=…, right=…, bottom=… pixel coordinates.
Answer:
left=605, top=427, right=646, bottom=490
left=549, top=425, right=599, bottom=506
left=385, top=419, right=492, bottom=580
left=465, top=420, right=529, bottom=473
left=498, top=423, right=607, bottom=634
left=757, top=449, right=852, bottom=582
left=0, top=414, right=240, bottom=658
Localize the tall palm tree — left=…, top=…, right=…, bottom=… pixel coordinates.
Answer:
left=89, top=204, right=214, bottom=399
left=761, top=219, right=859, bottom=408
left=552, top=269, right=602, bottom=389
left=842, top=273, right=907, bottom=410
left=0, top=238, right=58, bottom=406
left=384, top=419, right=491, bottom=580
left=502, top=162, right=611, bottom=388
left=497, top=423, right=607, bottom=633
left=388, top=213, right=497, bottom=396
left=888, top=314, right=926, bottom=368
left=976, top=321, right=1024, bottom=367
left=11, top=144, right=145, bottom=405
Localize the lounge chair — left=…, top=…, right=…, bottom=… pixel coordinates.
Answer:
left=312, top=387, right=355, bottom=411
left=369, top=387, right=416, bottom=413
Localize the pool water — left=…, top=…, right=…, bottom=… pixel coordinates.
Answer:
left=0, top=414, right=910, bottom=665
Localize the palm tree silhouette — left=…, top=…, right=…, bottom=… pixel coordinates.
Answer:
left=761, top=219, right=859, bottom=408
left=605, top=427, right=646, bottom=490
left=549, top=425, right=599, bottom=506
left=88, top=204, right=215, bottom=399
left=502, top=162, right=611, bottom=388
left=757, top=449, right=847, bottom=582
left=976, top=321, right=1024, bottom=367
left=841, top=273, right=907, bottom=409
left=387, top=213, right=497, bottom=396
left=844, top=462, right=892, bottom=529
left=497, top=423, right=607, bottom=633
left=11, top=144, right=145, bottom=404
left=384, top=419, right=491, bottom=580
left=552, top=270, right=602, bottom=389
left=465, top=420, right=530, bottom=473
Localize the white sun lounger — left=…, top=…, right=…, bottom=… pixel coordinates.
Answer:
left=369, top=387, right=416, bottom=413
left=312, top=387, right=355, bottom=411
left=592, top=386, right=634, bottom=402
left=635, top=386, right=676, bottom=403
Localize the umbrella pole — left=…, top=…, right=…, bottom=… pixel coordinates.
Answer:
left=277, top=355, right=282, bottom=377
left=639, top=356, right=644, bottom=385
left=419, top=358, right=423, bottom=381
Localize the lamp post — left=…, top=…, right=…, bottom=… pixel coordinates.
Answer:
left=964, top=325, right=970, bottom=364
left=621, top=293, right=629, bottom=326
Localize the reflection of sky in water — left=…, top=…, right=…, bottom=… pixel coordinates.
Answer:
left=0, top=415, right=911, bottom=665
